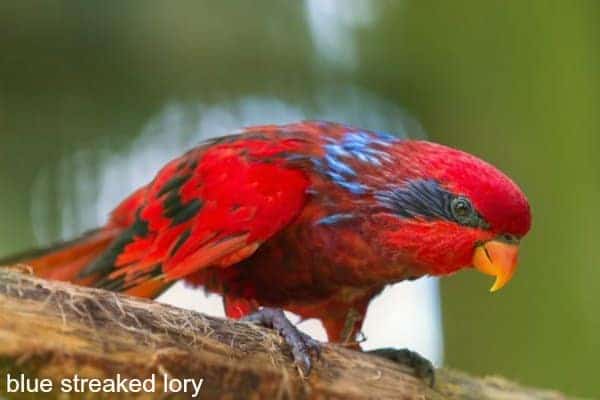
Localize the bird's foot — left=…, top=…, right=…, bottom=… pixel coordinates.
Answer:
left=367, top=347, right=435, bottom=387
left=243, top=307, right=321, bottom=376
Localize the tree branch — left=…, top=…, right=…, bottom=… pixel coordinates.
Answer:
left=0, top=267, right=576, bottom=399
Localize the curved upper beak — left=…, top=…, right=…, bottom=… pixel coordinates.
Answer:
left=472, top=240, right=519, bottom=292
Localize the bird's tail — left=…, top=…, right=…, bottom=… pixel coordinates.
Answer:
left=0, top=228, right=122, bottom=286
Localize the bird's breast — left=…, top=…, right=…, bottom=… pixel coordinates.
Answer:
left=211, top=205, right=418, bottom=305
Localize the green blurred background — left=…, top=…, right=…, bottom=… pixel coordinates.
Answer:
left=0, top=1, right=597, bottom=397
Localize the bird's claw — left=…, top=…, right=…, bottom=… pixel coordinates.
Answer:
left=367, top=347, right=435, bottom=387
left=243, top=307, right=321, bottom=376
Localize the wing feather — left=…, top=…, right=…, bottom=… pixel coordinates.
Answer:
left=95, top=134, right=310, bottom=293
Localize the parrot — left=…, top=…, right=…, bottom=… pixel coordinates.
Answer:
left=0, top=121, right=531, bottom=381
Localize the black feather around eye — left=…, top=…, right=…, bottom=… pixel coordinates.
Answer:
left=375, top=179, right=489, bottom=229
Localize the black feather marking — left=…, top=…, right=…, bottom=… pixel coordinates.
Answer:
left=158, top=174, right=191, bottom=196
left=79, top=212, right=148, bottom=278
left=96, top=275, right=126, bottom=291
left=162, top=187, right=203, bottom=225
left=131, top=211, right=150, bottom=237
left=375, top=179, right=488, bottom=228
left=96, top=264, right=163, bottom=292
left=171, top=199, right=203, bottom=225
left=163, top=192, right=181, bottom=213
left=170, top=229, right=191, bottom=256
left=79, top=232, right=133, bottom=278
left=375, top=180, right=454, bottom=220
left=148, top=265, right=163, bottom=278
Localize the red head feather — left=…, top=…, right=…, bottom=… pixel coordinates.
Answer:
left=397, top=141, right=531, bottom=237
left=372, top=139, right=531, bottom=277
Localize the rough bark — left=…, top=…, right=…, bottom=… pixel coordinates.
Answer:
left=0, top=266, right=578, bottom=399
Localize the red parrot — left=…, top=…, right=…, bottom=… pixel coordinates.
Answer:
left=1, top=121, right=531, bottom=379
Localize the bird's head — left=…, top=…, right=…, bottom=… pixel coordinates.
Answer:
left=372, top=140, right=531, bottom=291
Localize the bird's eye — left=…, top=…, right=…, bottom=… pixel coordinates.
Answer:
left=450, top=197, right=475, bottom=224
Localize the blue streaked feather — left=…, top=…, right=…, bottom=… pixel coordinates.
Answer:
left=316, top=213, right=356, bottom=225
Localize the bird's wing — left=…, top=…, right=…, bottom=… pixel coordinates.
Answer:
left=84, top=134, right=311, bottom=296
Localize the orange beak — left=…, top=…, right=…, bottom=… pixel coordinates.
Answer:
left=472, top=240, right=519, bottom=292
